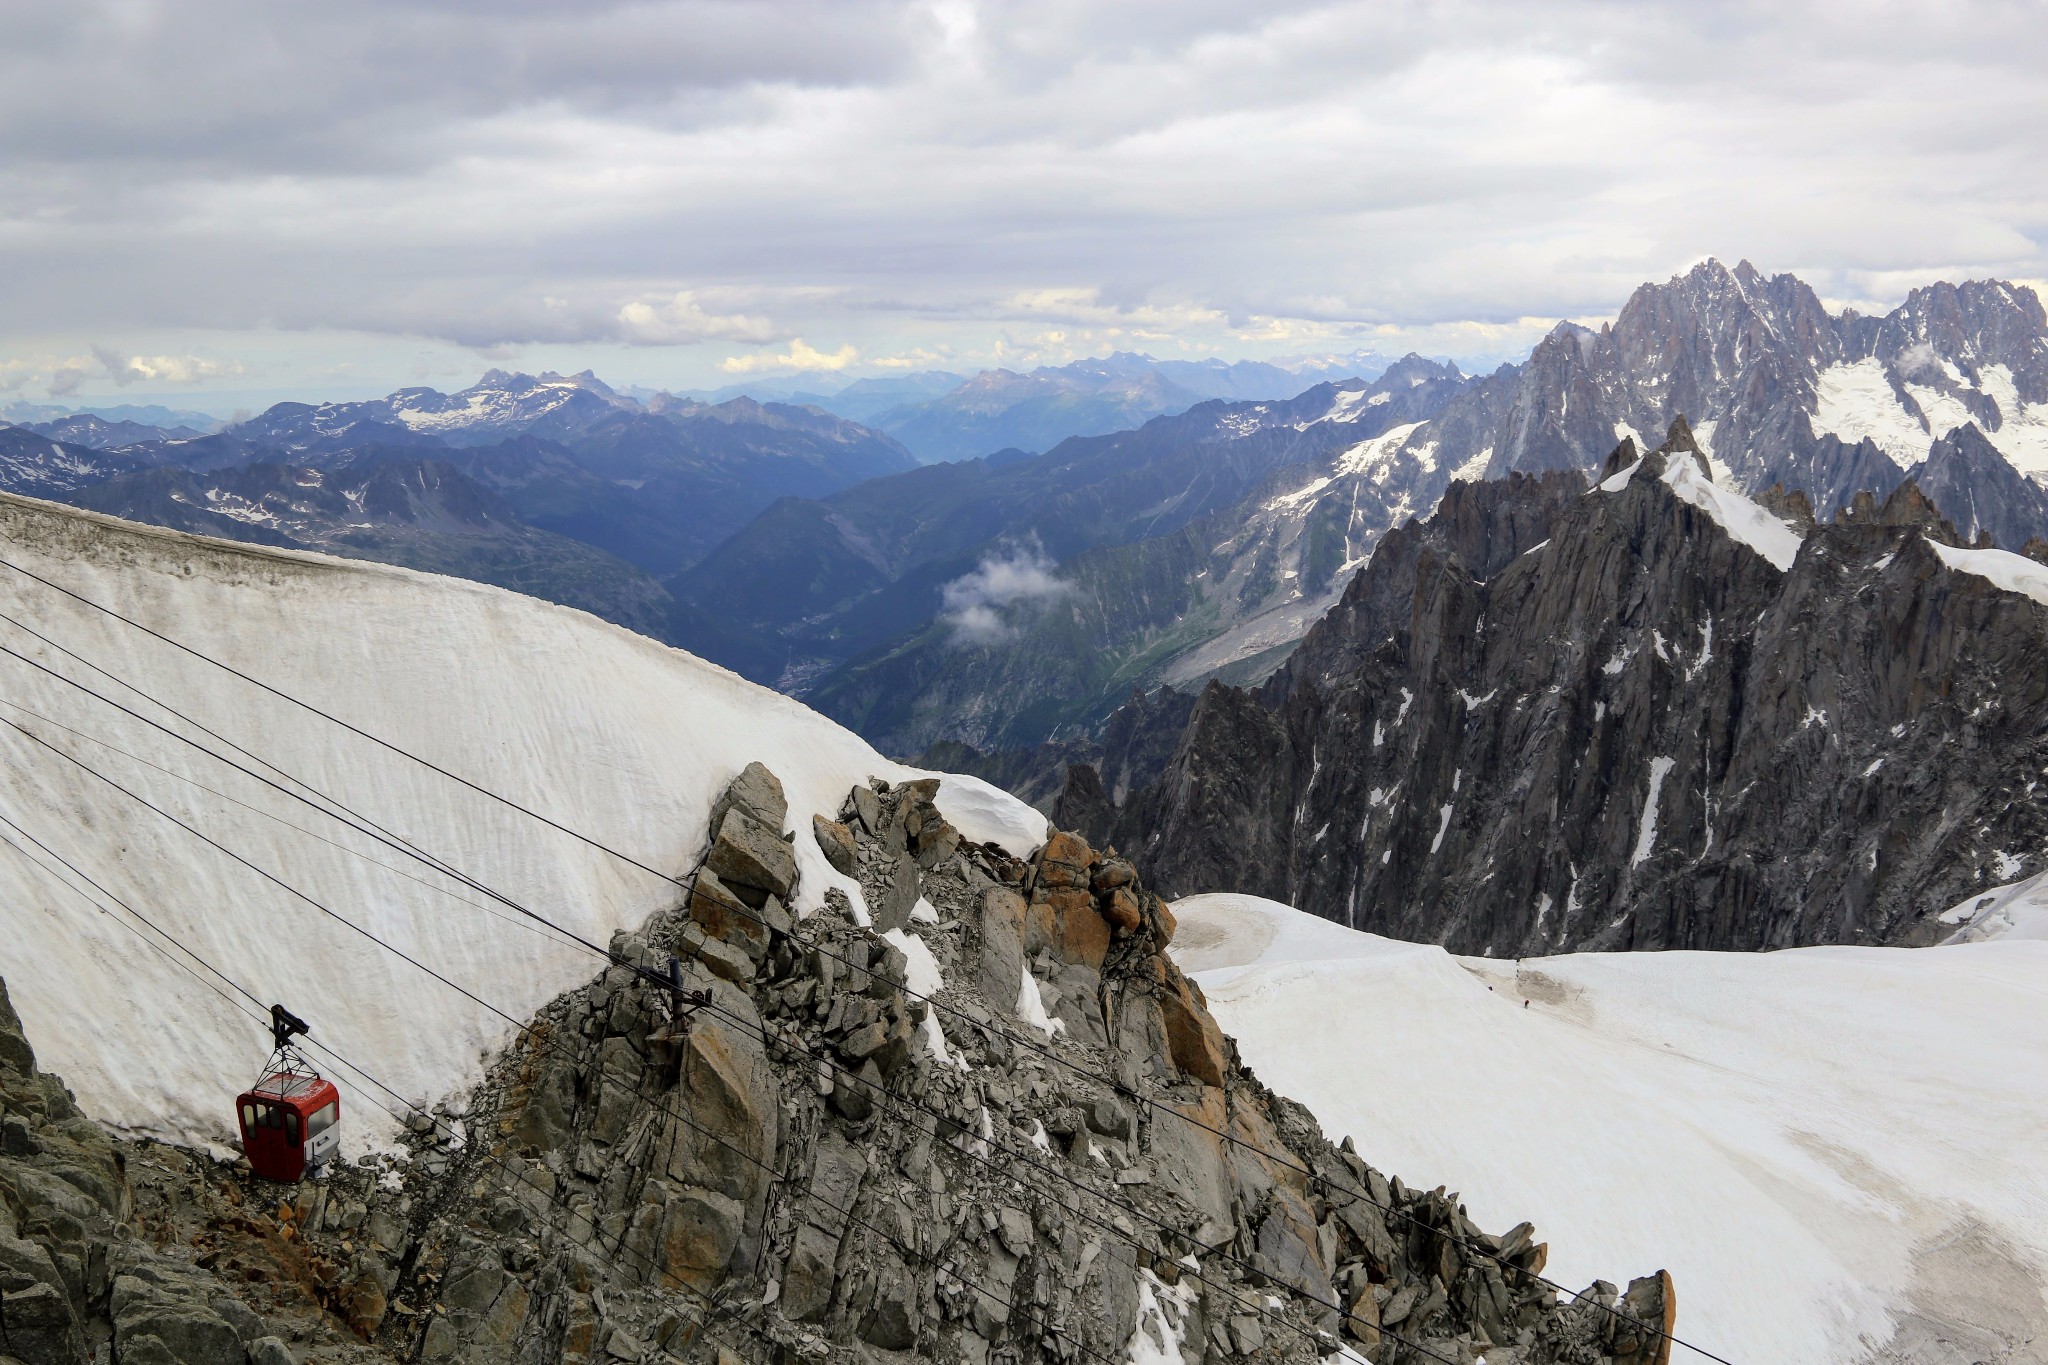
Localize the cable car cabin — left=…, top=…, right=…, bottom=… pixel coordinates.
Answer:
left=236, top=1068, right=341, bottom=1182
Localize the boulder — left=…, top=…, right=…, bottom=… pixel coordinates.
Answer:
left=660, top=1008, right=778, bottom=1208
left=850, top=785, right=882, bottom=836
left=110, top=1275, right=247, bottom=1365
left=812, top=816, right=857, bottom=877
left=654, top=1186, right=745, bottom=1291
left=1253, top=1187, right=1335, bottom=1305
left=859, top=1261, right=919, bottom=1350
left=780, top=1135, right=868, bottom=1323
left=0, top=1279, right=82, bottom=1365
left=710, top=761, right=788, bottom=837
left=978, top=889, right=1028, bottom=1009
left=246, top=1338, right=298, bottom=1365
left=1140, top=1087, right=1234, bottom=1230
left=875, top=855, right=921, bottom=933
left=1089, top=859, right=1135, bottom=892
left=1101, top=886, right=1142, bottom=935
left=1027, top=889, right=1111, bottom=972
left=703, top=809, right=797, bottom=906
left=1036, top=831, right=1094, bottom=890
left=687, top=869, right=773, bottom=959
left=1343, top=1285, right=1381, bottom=1347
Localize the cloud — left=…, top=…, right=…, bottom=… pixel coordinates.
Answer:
left=939, top=541, right=1070, bottom=646
left=89, top=348, right=244, bottom=387
left=869, top=346, right=951, bottom=370
left=1, top=3, right=2045, bottom=380
left=615, top=291, right=779, bottom=346
left=0, top=348, right=242, bottom=396
left=719, top=338, right=860, bottom=375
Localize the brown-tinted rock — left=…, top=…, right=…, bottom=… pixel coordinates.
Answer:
left=1155, top=961, right=1228, bottom=1088
left=656, top=1186, right=745, bottom=1291
left=1089, top=859, right=1136, bottom=891
left=812, top=815, right=856, bottom=877
left=1102, top=886, right=1142, bottom=934
left=1028, top=887, right=1110, bottom=972
left=688, top=869, right=771, bottom=959
left=1036, top=830, right=1095, bottom=889
left=1344, top=1285, right=1381, bottom=1347
left=1151, top=897, right=1177, bottom=947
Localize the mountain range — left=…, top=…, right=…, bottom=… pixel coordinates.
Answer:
left=1066, top=419, right=2048, bottom=955
left=741, top=262, right=2048, bottom=759
left=4, top=263, right=2045, bottom=775
left=0, top=370, right=923, bottom=655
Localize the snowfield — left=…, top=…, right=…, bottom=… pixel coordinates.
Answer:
left=1171, top=893, right=2048, bottom=1365
left=0, top=493, right=1045, bottom=1152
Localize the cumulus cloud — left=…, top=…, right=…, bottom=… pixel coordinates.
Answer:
left=939, top=541, right=1070, bottom=646
left=615, top=291, right=779, bottom=346
left=719, top=339, right=860, bottom=375
left=2, top=348, right=244, bottom=396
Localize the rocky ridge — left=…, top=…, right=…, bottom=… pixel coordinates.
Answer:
left=0, top=764, right=1678, bottom=1364
left=1078, top=420, right=2048, bottom=954
left=0, top=975, right=357, bottom=1365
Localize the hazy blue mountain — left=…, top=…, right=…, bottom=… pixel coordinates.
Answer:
left=669, top=357, right=1477, bottom=718
left=22, top=413, right=208, bottom=447
left=1, top=400, right=223, bottom=432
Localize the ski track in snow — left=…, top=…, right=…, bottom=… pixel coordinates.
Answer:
left=0, top=494, right=1047, bottom=1153
left=1170, top=892, right=2048, bottom=1365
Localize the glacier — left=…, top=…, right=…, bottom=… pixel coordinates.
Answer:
left=1171, top=892, right=2048, bottom=1365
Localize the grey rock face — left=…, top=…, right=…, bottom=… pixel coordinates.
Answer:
left=1103, top=425, right=2048, bottom=953
left=0, top=760, right=1680, bottom=1365
left=0, top=979, right=288, bottom=1365
left=1908, top=422, right=2048, bottom=552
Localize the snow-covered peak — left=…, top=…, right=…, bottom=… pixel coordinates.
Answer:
left=1658, top=445, right=1804, bottom=570
left=1592, top=439, right=1803, bottom=570
left=0, top=494, right=1043, bottom=1152
left=388, top=369, right=631, bottom=434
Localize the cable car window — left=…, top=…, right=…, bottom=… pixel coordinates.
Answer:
left=284, top=1110, right=301, bottom=1146
left=307, top=1102, right=338, bottom=1138
left=241, top=1103, right=257, bottom=1130
left=264, top=1104, right=283, bottom=1130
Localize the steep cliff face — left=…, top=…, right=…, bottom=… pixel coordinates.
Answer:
left=0, top=765, right=1679, bottom=1365
left=1907, top=422, right=2048, bottom=552
left=1101, top=422, right=2048, bottom=954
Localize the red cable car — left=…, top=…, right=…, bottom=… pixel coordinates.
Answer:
left=236, top=1005, right=342, bottom=1182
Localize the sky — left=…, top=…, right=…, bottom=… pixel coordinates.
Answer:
left=2, top=0, right=2044, bottom=413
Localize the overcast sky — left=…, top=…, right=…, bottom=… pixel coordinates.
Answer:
left=3, top=0, right=2043, bottom=409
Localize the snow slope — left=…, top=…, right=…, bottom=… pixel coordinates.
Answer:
left=0, top=493, right=1045, bottom=1151
left=1595, top=450, right=1804, bottom=569
left=1813, top=356, right=2048, bottom=479
left=1660, top=450, right=1803, bottom=570
left=1171, top=893, right=2048, bottom=1365
left=1929, top=540, right=2048, bottom=608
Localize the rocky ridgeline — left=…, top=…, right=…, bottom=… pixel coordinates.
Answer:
left=1080, top=418, right=2048, bottom=954
left=0, top=977, right=349, bottom=1365
left=0, top=764, right=1676, bottom=1364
